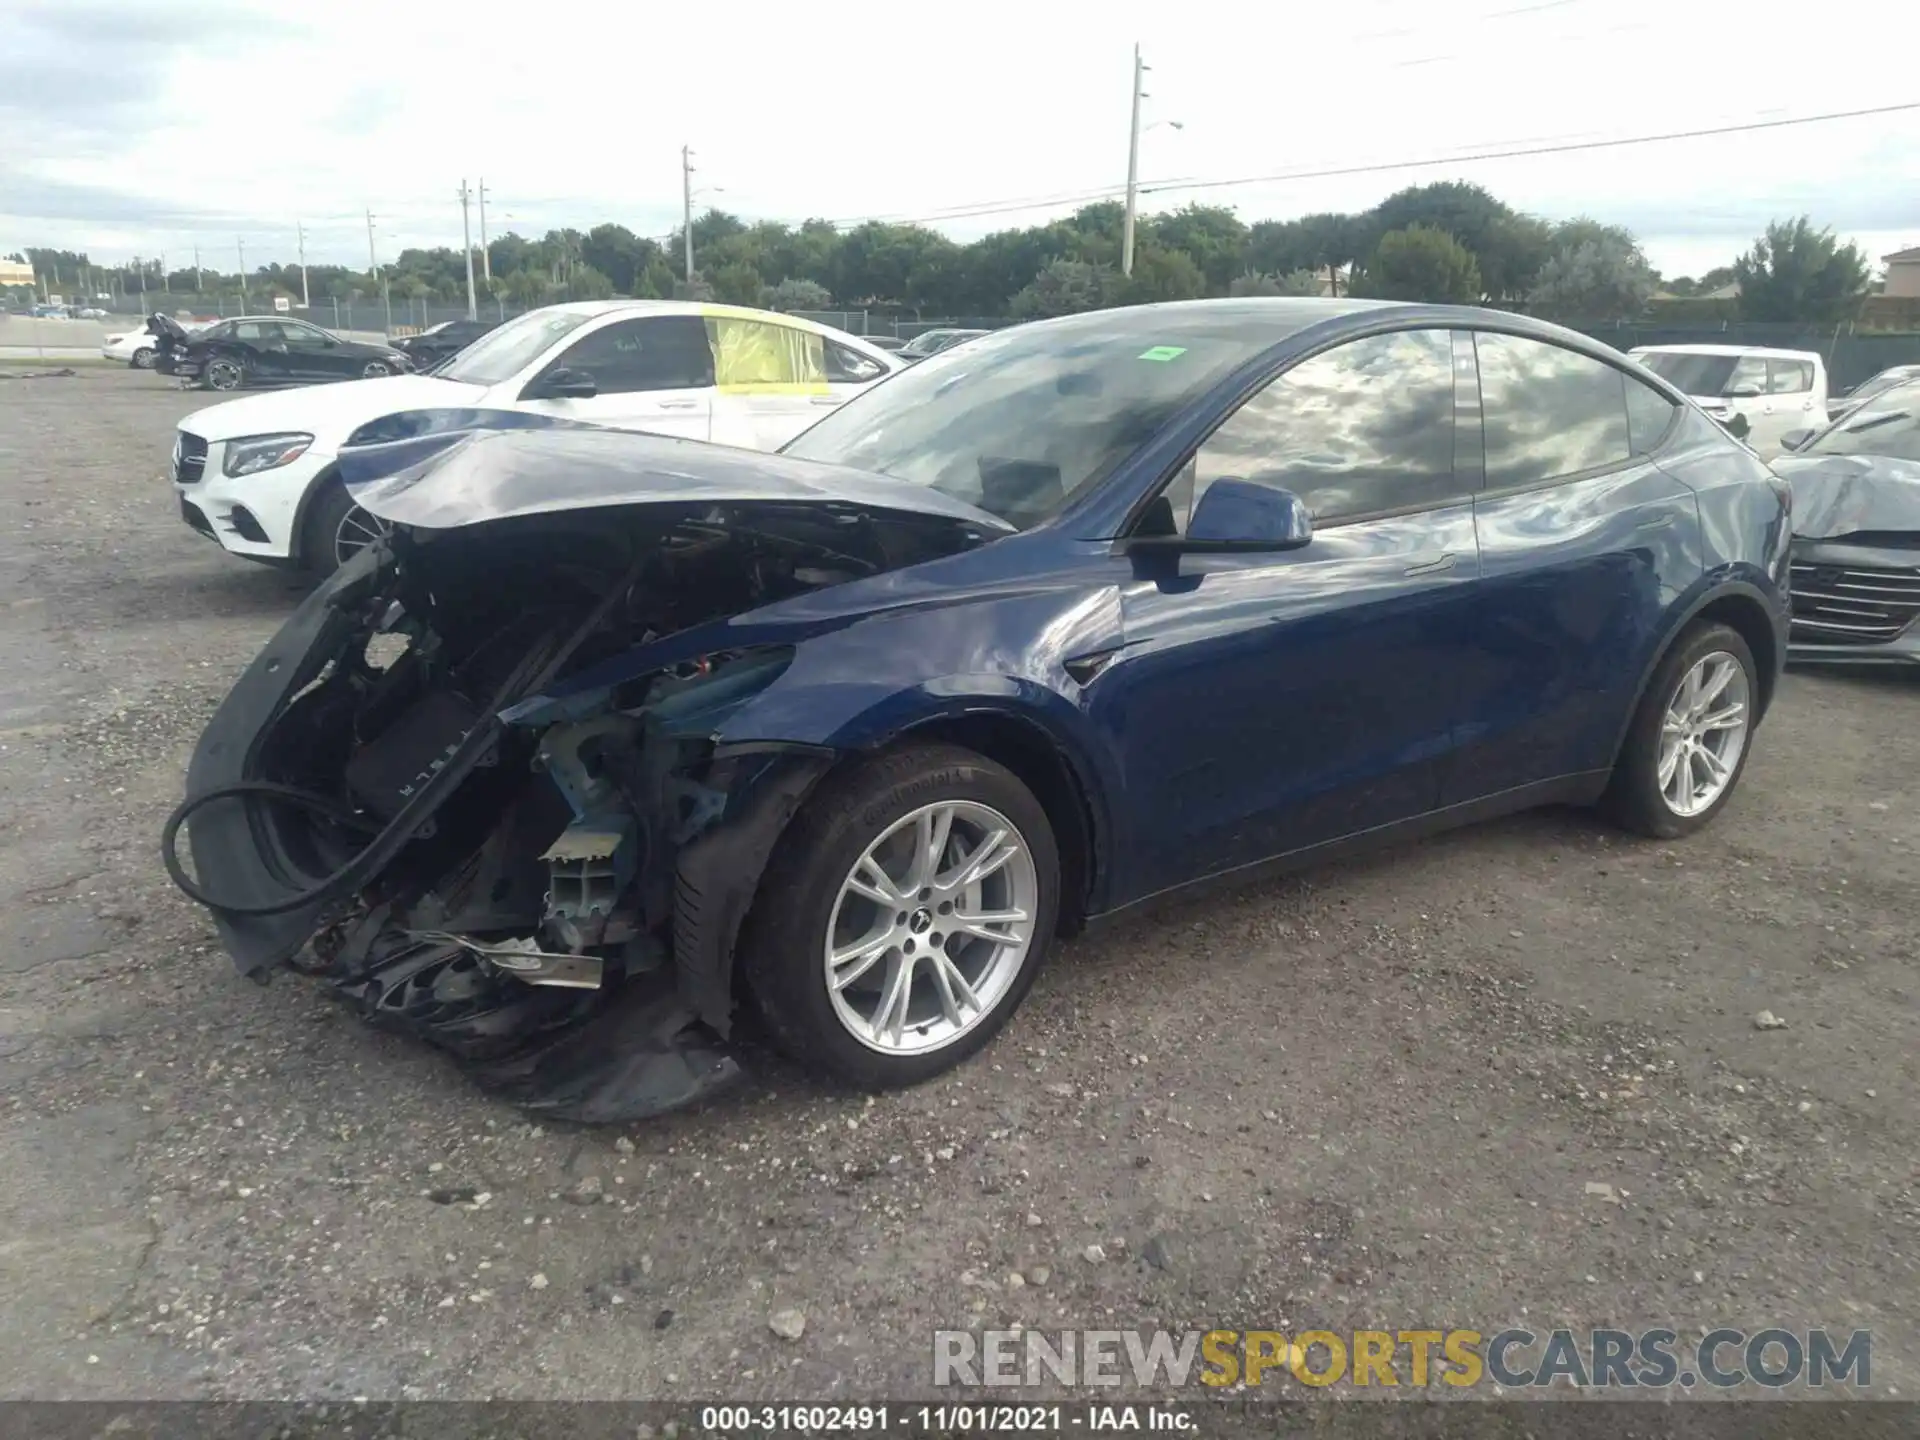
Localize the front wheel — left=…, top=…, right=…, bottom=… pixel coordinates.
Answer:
left=742, top=743, right=1060, bottom=1089
left=1602, top=621, right=1758, bottom=839
left=360, top=360, right=392, bottom=378
left=302, top=481, right=391, bottom=578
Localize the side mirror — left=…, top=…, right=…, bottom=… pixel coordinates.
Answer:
left=1780, top=428, right=1815, bottom=453
left=1726, top=384, right=1762, bottom=399
left=532, top=367, right=597, bottom=400
left=1133, top=475, right=1314, bottom=554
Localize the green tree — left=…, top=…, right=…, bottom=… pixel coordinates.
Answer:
left=505, top=268, right=553, bottom=306
left=1360, top=182, right=1513, bottom=267
left=1528, top=233, right=1655, bottom=321
left=708, top=261, right=762, bottom=305
left=1009, top=258, right=1116, bottom=318
left=1357, top=225, right=1481, bottom=303
left=1116, top=245, right=1206, bottom=304
left=565, top=263, right=615, bottom=301
left=1478, top=214, right=1556, bottom=305
left=759, top=276, right=832, bottom=311
left=1733, top=217, right=1872, bottom=324
left=1140, top=204, right=1248, bottom=293
left=1229, top=269, right=1321, bottom=296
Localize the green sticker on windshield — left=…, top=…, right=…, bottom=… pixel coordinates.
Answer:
left=1137, top=345, right=1187, bottom=362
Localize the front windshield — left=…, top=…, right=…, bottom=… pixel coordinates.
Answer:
left=783, top=304, right=1320, bottom=528
left=1807, top=384, right=1920, bottom=461
left=436, top=308, right=593, bottom=386
left=1845, top=367, right=1919, bottom=405
left=1637, top=352, right=1737, bottom=395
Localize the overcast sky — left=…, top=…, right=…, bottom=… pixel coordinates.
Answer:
left=6, top=0, right=1917, bottom=283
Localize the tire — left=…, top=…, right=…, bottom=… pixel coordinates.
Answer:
left=130, top=347, right=156, bottom=370
left=301, top=480, right=390, bottom=578
left=1602, top=621, right=1758, bottom=839
left=741, top=742, right=1060, bottom=1090
left=360, top=360, right=392, bottom=378
left=205, top=354, right=247, bottom=391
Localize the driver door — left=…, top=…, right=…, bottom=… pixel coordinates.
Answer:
left=230, top=320, right=293, bottom=384
left=515, top=315, right=713, bottom=440
left=1099, top=327, right=1484, bottom=902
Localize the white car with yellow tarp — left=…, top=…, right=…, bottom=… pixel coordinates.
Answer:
left=169, top=301, right=902, bottom=575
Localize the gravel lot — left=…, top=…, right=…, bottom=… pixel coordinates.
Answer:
left=0, top=368, right=1914, bottom=1403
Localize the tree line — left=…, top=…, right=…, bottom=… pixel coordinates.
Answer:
left=9, top=182, right=1880, bottom=325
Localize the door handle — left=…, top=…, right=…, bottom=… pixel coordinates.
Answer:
left=1636, top=511, right=1676, bottom=531
left=809, top=396, right=842, bottom=407
left=1402, top=552, right=1456, bottom=577
left=654, top=400, right=699, bottom=411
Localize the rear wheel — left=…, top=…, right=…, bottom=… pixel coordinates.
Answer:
left=1602, top=621, right=1757, bottom=838
left=205, top=354, right=247, bottom=391
left=302, top=480, right=390, bottom=578
left=130, top=346, right=156, bottom=370
left=741, top=743, right=1059, bottom=1089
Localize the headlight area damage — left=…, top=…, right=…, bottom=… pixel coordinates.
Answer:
left=162, top=418, right=1011, bottom=1121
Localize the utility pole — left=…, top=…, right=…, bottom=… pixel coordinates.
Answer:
left=458, top=179, right=478, bottom=320
left=477, top=178, right=491, bottom=285
left=193, top=244, right=202, bottom=294
left=1121, top=43, right=1145, bottom=278
left=682, top=144, right=696, bottom=282
left=367, top=209, right=392, bottom=337
left=135, top=257, right=145, bottom=303
left=297, top=222, right=310, bottom=307
left=236, top=236, right=246, bottom=306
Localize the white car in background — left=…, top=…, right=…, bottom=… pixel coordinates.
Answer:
left=171, top=301, right=902, bottom=575
left=102, top=325, right=161, bottom=368
left=1628, top=344, right=1829, bottom=458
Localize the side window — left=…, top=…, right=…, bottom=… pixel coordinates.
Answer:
left=1475, top=332, right=1632, bottom=487
left=1186, top=328, right=1457, bottom=527
left=233, top=321, right=271, bottom=343
left=1624, top=375, right=1678, bottom=455
left=824, top=340, right=886, bottom=384
left=709, top=318, right=828, bottom=389
left=1767, top=359, right=1813, bottom=394
left=280, top=322, right=326, bottom=346
left=1725, top=355, right=1768, bottom=396
left=546, top=315, right=715, bottom=393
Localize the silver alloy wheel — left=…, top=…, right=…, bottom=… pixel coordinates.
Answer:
left=131, top=347, right=155, bottom=369
left=823, top=799, right=1039, bottom=1056
left=206, top=357, right=243, bottom=390
left=333, top=504, right=391, bottom=565
left=1657, top=650, right=1750, bottom=817
left=361, top=360, right=389, bottom=377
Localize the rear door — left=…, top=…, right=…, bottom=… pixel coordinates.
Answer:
left=515, top=315, right=714, bottom=440
left=1761, top=356, right=1823, bottom=453
left=705, top=316, right=889, bottom=450
left=229, top=320, right=293, bottom=383
left=1106, top=326, right=1484, bottom=899
left=1445, top=329, right=1700, bottom=802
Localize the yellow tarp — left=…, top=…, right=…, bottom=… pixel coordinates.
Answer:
left=706, top=315, right=830, bottom=395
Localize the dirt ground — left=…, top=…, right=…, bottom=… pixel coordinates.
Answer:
left=0, top=368, right=1913, bottom=1403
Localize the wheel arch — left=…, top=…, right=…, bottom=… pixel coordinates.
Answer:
left=288, top=463, right=345, bottom=568
left=1610, top=580, right=1783, bottom=770
left=889, top=709, right=1102, bottom=937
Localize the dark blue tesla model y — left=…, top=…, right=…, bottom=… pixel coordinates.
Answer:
left=168, top=298, right=1792, bottom=1120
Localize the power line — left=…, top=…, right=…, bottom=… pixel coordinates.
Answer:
left=803, top=99, right=1920, bottom=235
left=1135, top=99, right=1920, bottom=200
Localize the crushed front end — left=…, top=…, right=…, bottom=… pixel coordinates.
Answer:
left=166, top=509, right=870, bottom=1120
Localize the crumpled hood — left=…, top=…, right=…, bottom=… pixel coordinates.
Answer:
left=1774, top=453, right=1920, bottom=540
left=181, top=374, right=487, bottom=445
left=342, top=422, right=1016, bottom=535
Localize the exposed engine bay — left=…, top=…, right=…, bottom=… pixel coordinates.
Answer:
left=165, top=483, right=993, bottom=1120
